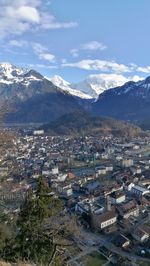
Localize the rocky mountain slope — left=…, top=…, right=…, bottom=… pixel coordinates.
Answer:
left=50, top=73, right=131, bottom=99
left=50, top=75, right=92, bottom=99
left=0, top=62, right=150, bottom=126
left=0, top=63, right=83, bottom=123
left=41, top=110, right=143, bottom=137
left=92, top=77, right=150, bottom=122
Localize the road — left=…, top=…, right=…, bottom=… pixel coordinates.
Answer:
left=81, top=230, right=150, bottom=263
left=67, top=230, right=150, bottom=265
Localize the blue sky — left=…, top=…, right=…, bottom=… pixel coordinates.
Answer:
left=1, top=0, right=150, bottom=83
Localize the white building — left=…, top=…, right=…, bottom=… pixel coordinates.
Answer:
left=75, top=198, right=104, bottom=215
left=118, top=200, right=139, bottom=219
left=122, top=158, right=133, bottom=168
left=94, top=210, right=117, bottom=229
left=110, top=192, right=125, bottom=204
left=106, top=165, right=113, bottom=172
left=131, top=167, right=142, bottom=175
left=57, top=174, right=67, bottom=182
left=58, top=184, right=72, bottom=197
left=51, top=166, right=59, bottom=175
left=131, top=185, right=149, bottom=197
left=132, top=226, right=150, bottom=242
left=125, top=182, right=135, bottom=191
left=33, top=130, right=44, bottom=135
left=95, top=166, right=106, bottom=175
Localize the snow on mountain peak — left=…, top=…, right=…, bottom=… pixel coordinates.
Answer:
left=0, top=62, right=14, bottom=69
left=0, top=62, right=145, bottom=100
left=50, top=75, right=71, bottom=89
left=49, top=75, right=92, bottom=99
left=71, top=73, right=130, bottom=98
left=50, top=73, right=138, bottom=99
left=0, top=62, right=28, bottom=76
left=0, top=62, right=42, bottom=85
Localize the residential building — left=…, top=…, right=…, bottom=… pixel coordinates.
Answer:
left=94, top=210, right=117, bottom=229
left=117, top=200, right=139, bottom=219
left=131, top=185, right=149, bottom=197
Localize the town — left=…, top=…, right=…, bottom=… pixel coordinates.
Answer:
left=0, top=128, right=150, bottom=266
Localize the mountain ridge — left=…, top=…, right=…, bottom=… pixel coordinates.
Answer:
left=0, top=62, right=150, bottom=125
left=0, top=63, right=84, bottom=123
left=49, top=75, right=93, bottom=99
left=92, top=76, right=150, bottom=122
left=50, top=73, right=140, bottom=99
left=41, top=110, right=144, bottom=138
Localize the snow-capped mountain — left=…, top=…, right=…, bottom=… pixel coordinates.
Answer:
left=0, top=64, right=137, bottom=101
left=49, top=75, right=92, bottom=99
left=0, top=63, right=83, bottom=123
left=1, top=62, right=149, bottom=124
left=50, top=74, right=141, bottom=99
left=0, top=62, right=43, bottom=86
left=92, top=76, right=150, bottom=122
left=0, top=62, right=53, bottom=103
left=72, top=74, right=130, bottom=98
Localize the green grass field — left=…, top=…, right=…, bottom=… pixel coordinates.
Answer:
left=83, top=251, right=107, bottom=266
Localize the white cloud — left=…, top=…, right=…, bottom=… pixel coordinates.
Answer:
left=0, top=0, right=78, bottom=38
left=32, top=42, right=48, bottom=54
left=70, top=49, right=79, bottom=58
left=129, top=63, right=137, bottom=70
left=40, top=13, right=78, bottom=29
left=5, top=40, right=56, bottom=63
left=64, top=58, right=149, bottom=76
left=81, top=41, right=107, bottom=51
left=70, top=41, right=107, bottom=58
left=8, top=39, right=28, bottom=47
left=63, top=59, right=131, bottom=73
left=129, top=75, right=144, bottom=82
left=0, top=0, right=41, bottom=7
left=38, top=53, right=55, bottom=62
left=136, top=66, right=150, bottom=73
left=85, top=73, right=144, bottom=91
left=61, top=58, right=67, bottom=64
left=32, top=42, right=56, bottom=62
left=14, top=6, right=40, bottom=23
left=89, top=73, right=129, bottom=85
left=0, top=3, right=40, bottom=38
left=28, top=63, right=57, bottom=69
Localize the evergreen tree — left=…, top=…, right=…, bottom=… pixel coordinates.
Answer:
left=2, top=177, right=63, bottom=265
